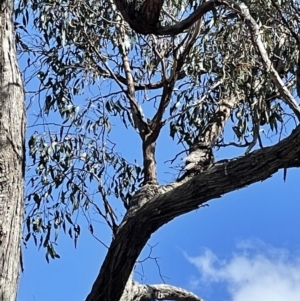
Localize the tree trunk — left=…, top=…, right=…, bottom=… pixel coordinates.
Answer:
left=0, top=0, right=25, bottom=300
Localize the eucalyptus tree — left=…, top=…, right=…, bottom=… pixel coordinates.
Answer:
left=15, top=0, right=300, bottom=301
left=0, top=0, right=25, bottom=299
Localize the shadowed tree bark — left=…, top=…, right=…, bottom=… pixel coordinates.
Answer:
left=0, top=0, right=25, bottom=299
left=113, top=0, right=164, bottom=33
left=112, top=0, right=230, bottom=35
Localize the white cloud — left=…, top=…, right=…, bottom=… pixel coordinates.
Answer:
left=186, top=240, right=300, bottom=301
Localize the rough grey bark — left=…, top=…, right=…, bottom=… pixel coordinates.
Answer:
left=0, top=0, right=26, bottom=300
left=85, top=123, right=300, bottom=301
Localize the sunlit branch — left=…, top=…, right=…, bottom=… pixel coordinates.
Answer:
left=121, top=52, right=150, bottom=136
left=132, top=282, right=205, bottom=301
left=237, top=2, right=300, bottom=121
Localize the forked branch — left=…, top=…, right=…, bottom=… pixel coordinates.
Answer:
left=152, top=20, right=201, bottom=135
left=113, top=0, right=223, bottom=35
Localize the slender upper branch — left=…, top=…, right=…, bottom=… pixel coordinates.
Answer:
left=151, top=21, right=201, bottom=135
left=121, top=52, right=151, bottom=137
left=238, top=3, right=300, bottom=121
left=94, top=66, right=176, bottom=91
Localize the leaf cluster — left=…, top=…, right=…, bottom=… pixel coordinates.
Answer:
left=15, top=0, right=300, bottom=255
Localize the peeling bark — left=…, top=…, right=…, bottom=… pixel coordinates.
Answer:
left=0, top=0, right=25, bottom=300
left=85, top=123, right=300, bottom=301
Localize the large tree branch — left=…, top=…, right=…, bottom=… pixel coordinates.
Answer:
left=139, top=283, right=204, bottom=301
left=121, top=280, right=205, bottom=301
left=112, top=0, right=237, bottom=35
left=113, top=0, right=224, bottom=35
left=85, top=123, right=300, bottom=301
left=84, top=2, right=300, bottom=301
left=119, top=273, right=204, bottom=301
left=142, top=22, right=202, bottom=184
left=113, top=0, right=164, bottom=32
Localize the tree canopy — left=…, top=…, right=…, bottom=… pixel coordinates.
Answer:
left=14, top=0, right=300, bottom=300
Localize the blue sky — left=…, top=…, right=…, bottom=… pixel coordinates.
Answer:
left=16, top=8, right=300, bottom=301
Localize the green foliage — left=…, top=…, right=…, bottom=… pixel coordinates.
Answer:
left=15, top=0, right=300, bottom=257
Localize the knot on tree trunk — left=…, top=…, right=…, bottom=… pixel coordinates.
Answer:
left=114, top=0, right=164, bottom=34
